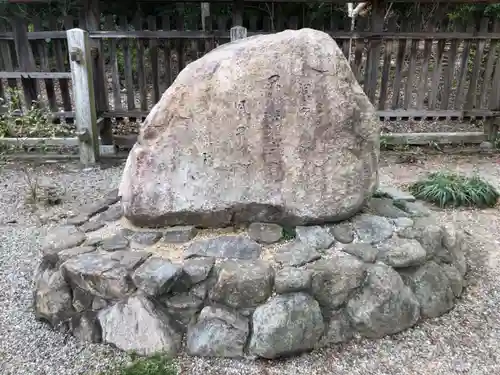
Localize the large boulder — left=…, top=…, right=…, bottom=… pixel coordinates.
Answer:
left=119, top=28, right=379, bottom=228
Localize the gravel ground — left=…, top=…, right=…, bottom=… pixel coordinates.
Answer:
left=1, top=153, right=500, bottom=375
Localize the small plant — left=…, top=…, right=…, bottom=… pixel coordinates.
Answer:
left=0, top=88, right=73, bottom=139
left=21, top=166, right=41, bottom=205
left=409, top=171, right=499, bottom=208
left=282, top=226, right=297, bottom=240
left=103, top=354, right=178, bottom=375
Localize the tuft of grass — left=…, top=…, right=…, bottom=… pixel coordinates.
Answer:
left=282, top=226, right=297, bottom=240
left=103, top=354, right=178, bottom=375
left=409, top=171, right=499, bottom=208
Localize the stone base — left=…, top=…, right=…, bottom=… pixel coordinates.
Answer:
left=34, top=189, right=468, bottom=359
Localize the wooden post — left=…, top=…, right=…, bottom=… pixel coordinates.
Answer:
left=201, top=3, right=210, bottom=31
left=11, top=16, right=39, bottom=107
left=67, top=28, right=99, bottom=165
left=230, top=26, right=247, bottom=41
left=365, top=0, right=384, bottom=103
left=232, top=0, right=244, bottom=27
left=81, top=0, right=113, bottom=145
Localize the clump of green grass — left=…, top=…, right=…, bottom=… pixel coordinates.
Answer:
left=409, top=171, right=499, bottom=208
left=282, top=226, right=297, bottom=240
left=104, top=354, right=177, bottom=375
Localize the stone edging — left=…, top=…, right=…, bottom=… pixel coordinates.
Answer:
left=33, top=187, right=468, bottom=359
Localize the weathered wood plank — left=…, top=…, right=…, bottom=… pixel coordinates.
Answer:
left=454, top=25, right=475, bottom=109
left=391, top=19, right=408, bottom=109
left=378, top=19, right=396, bottom=110
left=480, top=19, right=500, bottom=109
left=105, top=15, right=122, bottom=115
left=9, top=30, right=500, bottom=41
left=465, top=17, right=489, bottom=110
left=353, top=16, right=366, bottom=83
left=11, top=17, right=39, bottom=107
left=230, top=26, right=247, bottom=41
left=404, top=38, right=419, bottom=109
left=416, top=19, right=434, bottom=110
left=51, top=17, right=73, bottom=115
left=148, top=16, right=161, bottom=104
left=67, top=28, right=99, bottom=165
left=134, top=15, right=148, bottom=111
left=441, top=28, right=460, bottom=110
left=81, top=0, right=112, bottom=144
left=33, top=19, right=57, bottom=111
left=119, top=16, right=136, bottom=121
left=0, top=72, right=72, bottom=79
left=365, top=0, right=384, bottom=102
left=0, top=21, right=17, bottom=93
left=381, top=131, right=486, bottom=145
left=429, top=25, right=447, bottom=109
left=162, top=15, right=173, bottom=91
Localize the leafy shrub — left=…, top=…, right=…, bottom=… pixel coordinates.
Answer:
left=0, top=88, right=73, bottom=138
left=409, top=171, right=499, bottom=208
left=282, top=226, right=297, bottom=240
left=104, top=354, right=177, bottom=375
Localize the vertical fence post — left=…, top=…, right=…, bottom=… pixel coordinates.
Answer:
left=230, top=26, right=247, bottom=41
left=67, top=28, right=99, bottom=165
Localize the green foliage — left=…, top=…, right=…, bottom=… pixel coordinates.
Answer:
left=282, top=226, right=297, bottom=240
left=0, top=88, right=73, bottom=138
left=409, top=171, right=499, bottom=208
left=103, top=354, right=178, bottom=375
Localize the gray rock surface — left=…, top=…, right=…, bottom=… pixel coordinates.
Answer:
left=393, top=217, right=414, bottom=231
left=352, top=214, right=393, bottom=244
left=185, top=235, right=262, bottom=260
left=441, top=263, right=464, bottom=297
left=309, top=253, right=365, bottom=309
left=209, top=260, right=274, bottom=310
left=399, top=217, right=443, bottom=257
left=99, top=234, right=130, bottom=252
left=70, top=312, right=101, bottom=343
left=34, top=262, right=73, bottom=327
left=395, top=201, right=431, bottom=217
left=296, top=225, right=335, bottom=249
left=129, top=231, right=162, bottom=246
left=347, top=263, right=420, bottom=338
left=376, top=186, right=415, bottom=202
left=119, top=28, right=379, bottom=228
left=181, top=257, right=215, bottom=284
left=342, top=243, right=379, bottom=263
left=274, top=267, right=313, bottom=294
left=132, top=257, right=183, bottom=296
left=317, top=309, right=353, bottom=346
left=440, top=224, right=467, bottom=276
left=400, top=261, right=455, bottom=318
left=98, top=204, right=124, bottom=222
left=331, top=222, right=354, bottom=243
left=368, top=198, right=410, bottom=218
left=248, top=222, right=283, bottom=244
left=249, top=293, right=324, bottom=358
left=42, top=226, right=86, bottom=263
left=61, top=252, right=148, bottom=299
left=80, top=220, right=105, bottom=233
left=377, top=237, right=427, bottom=268
left=56, top=246, right=96, bottom=265
left=273, top=241, right=321, bottom=267
left=98, top=295, right=181, bottom=356
left=162, top=226, right=198, bottom=243
left=162, top=293, right=204, bottom=329
left=186, top=306, right=249, bottom=358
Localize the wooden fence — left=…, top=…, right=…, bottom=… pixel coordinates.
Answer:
left=1, top=2, right=500, bottom=160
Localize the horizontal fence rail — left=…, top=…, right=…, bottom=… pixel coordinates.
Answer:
left=1, top=1, right=500, bottom=162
